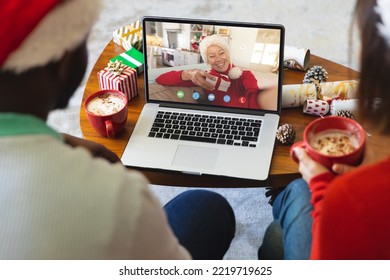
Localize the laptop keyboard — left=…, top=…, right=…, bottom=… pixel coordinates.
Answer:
left=148, top=111, right=262, bottom=147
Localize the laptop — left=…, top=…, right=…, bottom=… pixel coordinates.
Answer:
left=121, top=16, right=285, bottom=180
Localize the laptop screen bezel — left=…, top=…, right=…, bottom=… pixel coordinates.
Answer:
left=142, top=16, right=285, bottom=116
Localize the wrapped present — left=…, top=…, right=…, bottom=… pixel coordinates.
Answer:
left=206, top=74, right=231, bottom=92
left=110, top=48, right=144, bottom=74
left=282, top=80, right=359, bottom=108
left=98, top=61, right=138, bottom=102
left=113, top=20, right=142, bottom=51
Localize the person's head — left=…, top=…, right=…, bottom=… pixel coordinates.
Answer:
left=0, top=0, right=100, bottom=120
left=199, top=34, right=231, bottom=73
left=354, top=0, right=390, bottom=133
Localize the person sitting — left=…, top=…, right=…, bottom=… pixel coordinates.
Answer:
left=0, top=0, right=235, bottom=259
left=258, top=0, right=390, bottom=260
left=156, top=34, right=266, bottom=109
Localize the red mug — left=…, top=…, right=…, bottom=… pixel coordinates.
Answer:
left=84, top=90, right=128, bottom=139
left=290, top=116, right=366, bottom=169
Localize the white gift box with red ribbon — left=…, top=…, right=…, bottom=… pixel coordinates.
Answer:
left=206, top=74, right=231, bottom=92
left=97, top=66, right=138, bottom=102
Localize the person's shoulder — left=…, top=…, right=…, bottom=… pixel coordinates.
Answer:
left=337, top=157, right=390, bottom=182
left=55, top=140, right=149, bottom=191
left=330, top=157, right=390, bottom=197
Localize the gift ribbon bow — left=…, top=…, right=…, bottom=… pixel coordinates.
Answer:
left=107, top=60, right=126, bottom=75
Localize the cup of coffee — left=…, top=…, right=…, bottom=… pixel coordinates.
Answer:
left=290, top=116, right=366, bottom=169
left=84, top=89, right=128, bottom=138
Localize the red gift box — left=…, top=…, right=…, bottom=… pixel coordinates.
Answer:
left=97, top=66, right=138, bottom=102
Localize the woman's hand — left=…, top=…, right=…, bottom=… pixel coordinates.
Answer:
left=181, top=69, right=216, bottom=90
left=63, top=133, right=121, bottom=164
left=295, top=144, right=376, bottom=181
left=293, top=147, right=330, bottom=182
left=331, top=145, right=375, bottom=175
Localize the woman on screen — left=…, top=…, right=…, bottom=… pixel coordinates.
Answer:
left=156, top=34, right=277, bottom=110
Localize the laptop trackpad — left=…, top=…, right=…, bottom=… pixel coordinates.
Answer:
left=172, top=145, right=218, bottom=170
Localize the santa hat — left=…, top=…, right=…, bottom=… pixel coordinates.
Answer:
left=0, top=0, right=100, bottom=73
left=199, top=34, right=242, bottom=79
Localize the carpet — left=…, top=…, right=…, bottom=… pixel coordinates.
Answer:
left=47, top=0, right=357, bottom=259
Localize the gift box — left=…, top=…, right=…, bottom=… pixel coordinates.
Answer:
left=206, top=74, right=231, bottom=92
left=113, top=20, right=142, bottom=51
left=97, top=63, right=138, bottom=102
left=110, top=48, right=144, bottom=75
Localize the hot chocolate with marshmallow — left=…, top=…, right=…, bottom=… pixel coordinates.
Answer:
left=310, top=129, right=358, bottom=156
left=86, top=92, right=126, bottom=116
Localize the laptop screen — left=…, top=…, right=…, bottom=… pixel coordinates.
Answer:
left=142, top=16, right=285, bottom=115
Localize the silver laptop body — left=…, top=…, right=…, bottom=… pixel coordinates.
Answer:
left=121, top=16, right=285, bottom=180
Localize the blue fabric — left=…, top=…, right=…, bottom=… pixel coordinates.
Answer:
left=164, top=189, right=235, bottom=260
left=259, top=179, right=313, bottom=259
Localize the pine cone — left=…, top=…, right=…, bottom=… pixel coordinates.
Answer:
left=303, top=65, right=328, bottom=84
left=276, top=124, right=296, bottom=144
left=336, top=110, right=356, bottom=120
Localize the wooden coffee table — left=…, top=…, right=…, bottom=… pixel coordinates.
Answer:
left=80, top=40, right=385, bottom=188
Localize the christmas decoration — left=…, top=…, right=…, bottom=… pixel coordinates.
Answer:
left=336, top=110, right=356, bottom=120
left=283, top=45, right=310, bottom=71
left=206, top=73, right=231, bottom=92
left=113, top=20, right=142, bottom=51
left=303, top=99, right=330, bottom=116
left=276, top=124, right=296, bottom=144
left=0, top=0, right=100, bottom=73
left=282, top=80, right=359, bottom=108
left=330, top=98, right=358, bottom=115
left=98, top=63, right=138, bottom=102
left=303, top=65, right=328, bottom=84
left=110, top=48, right=144, bottom=74
left=107, top=60, right=126, bottom=76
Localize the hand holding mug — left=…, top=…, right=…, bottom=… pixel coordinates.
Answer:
left=290, top=116, right=366, bottom=170
left=293, top=147, right=330, bottom=182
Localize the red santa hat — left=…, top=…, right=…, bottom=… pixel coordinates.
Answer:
left=199, top=34, right=242, bottom=79
left=0, top=0, right=100, bottom=73
left=199, top=34, right=231, bottom=64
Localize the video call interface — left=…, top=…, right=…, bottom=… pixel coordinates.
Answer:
left=143, top=19, right=283, bottom=112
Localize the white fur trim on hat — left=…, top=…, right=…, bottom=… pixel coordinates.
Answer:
left=228, top=66, right=243, bottom=80
left=2, top=0, right=101, bottom=73
left=199, top=34, right=230, bottom=64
